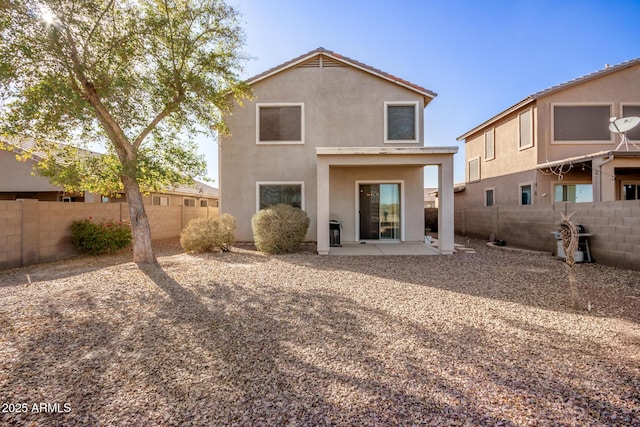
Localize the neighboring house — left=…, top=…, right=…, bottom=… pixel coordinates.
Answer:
left=424, top=188, right=437, bottom=208
left=0, top=141, right=219, bottom=207
left=456, top=58, right=640, bottom=209
left=220, top=48, right=457, bottom=254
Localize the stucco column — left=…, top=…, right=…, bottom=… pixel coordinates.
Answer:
left=316, top=157, right=330, bottom=255
left=437, top=158, right=455, bottom=254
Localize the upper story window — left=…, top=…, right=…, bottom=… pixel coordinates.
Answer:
left=484, top=129, right=495, bottom=160
left=622, top=105, right=640, bottom=141
left=519, top=109, right=533, bottom=149
left=256, top=103, right=304, bottom=144
left=552, top=104, right=612, bottom=143
left=256, top=181, right=304, bottom=211
left=385, top=101, right=419, bottom=143
left=468, top=157, right=480, bottom=183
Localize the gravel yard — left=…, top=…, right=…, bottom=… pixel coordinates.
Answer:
left=1, top=238, right=639, bottom=426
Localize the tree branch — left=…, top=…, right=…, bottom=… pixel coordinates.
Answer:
left=133, top=95, right=184, bottom=149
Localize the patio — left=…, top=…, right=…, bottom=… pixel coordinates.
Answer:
left=329, top=241, right=441, bottom=256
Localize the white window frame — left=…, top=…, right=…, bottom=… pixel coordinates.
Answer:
left=468, top=156, right=480, bottom=183
left=484, top=187, right=495, bottom=207
left=152, top=195, right=169, bottom=206
left=183, top=197, right=196, bottom=207
left=519, top=182, right=534, bottom=206
left=384, top=101, right=420, bottom=144
left=355, top=180, right=405, bottom=242
left=551, top=102, right=614, bottom=145
left=518, top=109, right=534, bottom=150
left=484, top=128, right=495, bottom=161
left=256, top=102, right=305, bottom=145
left=256, top=181, right=305, bottom=212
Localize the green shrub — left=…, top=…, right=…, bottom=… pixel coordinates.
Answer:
left=71, top=217, right=132, bottom=255
left=251, top=204, right=310, bottom=254
left=180, top=214, right=236, bottom=253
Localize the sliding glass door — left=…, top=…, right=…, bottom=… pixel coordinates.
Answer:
left=359, top=183, right=400, bottom=240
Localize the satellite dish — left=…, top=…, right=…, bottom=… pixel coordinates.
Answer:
left=609, top=116, right=640, bottom=151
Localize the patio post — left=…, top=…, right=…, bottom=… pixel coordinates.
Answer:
left=438, top=157, right=455, bottom=254
left=316, top=157, right=330, bottom=255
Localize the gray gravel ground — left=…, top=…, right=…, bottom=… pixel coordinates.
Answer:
left=0, top=237, right=639, bottom=426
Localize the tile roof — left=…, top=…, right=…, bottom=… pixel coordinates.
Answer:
left=457, top=58, right=640, bottom=141
left=245, top=47, right=437, bottom=103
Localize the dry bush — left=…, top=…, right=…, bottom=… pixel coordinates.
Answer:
left=180, top=214, right=236, bottom=253
left=251, top=204, right=310, bottom=254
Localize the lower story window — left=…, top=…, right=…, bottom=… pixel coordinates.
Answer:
left=554, top=184, right=593, bottom=202
left=200, top=199, right=208, bottom=207
left=485, top=188, right=494, bottom=207
left=520, top=184, right=532, bottom=205
left=622, top=183, right=639, bottom=200
left=152, top=195, right=169, bottom=206
left=257, top=182, right=304, bottom=210
left=183, top=197, right=196, bottom=207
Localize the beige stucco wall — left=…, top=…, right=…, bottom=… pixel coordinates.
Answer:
left=536, top=64, right=640, bottom=163
left=220, top=61, right=427, bottom=242
left=328, top=166, right=424, bottom=242
left=0, top=150, right=61, bottom=193
left=464, top=106, right=538, bottom=181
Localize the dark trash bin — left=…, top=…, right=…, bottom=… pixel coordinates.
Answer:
left=329, top=219, right=342, bottom=247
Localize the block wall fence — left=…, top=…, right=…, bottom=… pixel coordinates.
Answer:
left=0, top=200, right=219, bottom=269
left=455, top=200, right=640, bottom=271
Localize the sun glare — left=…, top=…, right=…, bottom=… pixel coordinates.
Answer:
left=39, top=4, right=56, bottom=24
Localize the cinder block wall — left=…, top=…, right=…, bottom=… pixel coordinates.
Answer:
left=0, top=201, right=219, bottom=269
left=455, top=200, right=640, bottom=271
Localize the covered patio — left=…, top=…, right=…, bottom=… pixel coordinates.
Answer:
left=316, top=146, right=458, bottom=256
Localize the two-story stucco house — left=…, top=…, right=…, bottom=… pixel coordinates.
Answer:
left=455, top=58, right=640, bottom=210
left=219, top=48, right=457, bottom=255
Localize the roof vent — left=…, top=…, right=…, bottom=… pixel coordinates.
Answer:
left=604, top=63, right=611, bottom=69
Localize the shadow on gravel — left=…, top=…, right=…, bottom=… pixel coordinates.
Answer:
left=288, top=240, right=640, bottom=325
left=131, top=263, right=528, bottom=426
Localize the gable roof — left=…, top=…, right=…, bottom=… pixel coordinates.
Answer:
left=245, top=47, right=437, bottom=106
left=457, top=58, right=640, bottom=141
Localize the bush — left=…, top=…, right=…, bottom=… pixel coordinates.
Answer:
left=71, top=217, right=132, bottom=255
left=180, top=214, right=236, bottom=253
left=251, top=204, right=310, bottom=254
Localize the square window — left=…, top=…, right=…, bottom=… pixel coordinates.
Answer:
left=484, top=129, right=495, bottom=160
left=520, top=184, right=532, bottom=205
left=200, top=199, right=208, bottom=207
left=553, top=105, right=611, bottom=142
left=385, top=102, right=418, bottom=143
left=257, top=104, right=303, bottom=144
left=257, top=182, right=304, bottom=210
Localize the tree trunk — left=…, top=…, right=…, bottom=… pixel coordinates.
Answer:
left=122, top=175, right=156, bottom=265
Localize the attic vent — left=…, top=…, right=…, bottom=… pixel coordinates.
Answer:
left=298, top=55, right=345, bottom=69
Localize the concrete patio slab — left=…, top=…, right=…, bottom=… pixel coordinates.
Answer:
left=329, top=242, right=441, bottom=256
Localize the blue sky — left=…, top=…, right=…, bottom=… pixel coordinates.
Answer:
left=200, top=0, right=640, bottom=187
